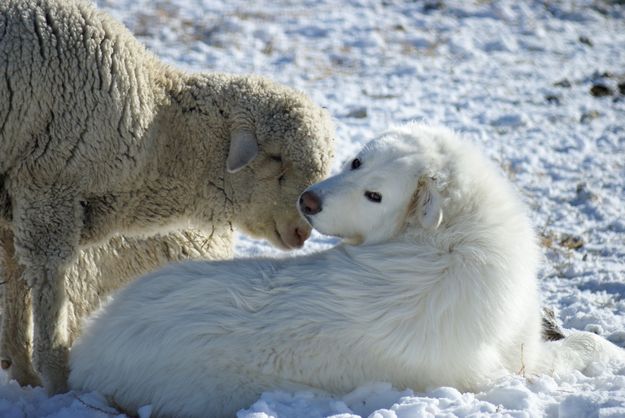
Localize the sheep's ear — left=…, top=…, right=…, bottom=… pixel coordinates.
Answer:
left=227, top=130, right=259, bottom=173
left=416, top=177, right=443, bottom=229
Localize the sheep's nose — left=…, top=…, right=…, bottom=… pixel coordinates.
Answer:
left=299, top=191, right=322, bottom=215
left=295, top=226, right=311, bottom=246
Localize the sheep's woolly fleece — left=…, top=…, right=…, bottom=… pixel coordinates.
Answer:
left=1, top=0, right=624, bottom=417
left=0, top=0, right=333, bottom=396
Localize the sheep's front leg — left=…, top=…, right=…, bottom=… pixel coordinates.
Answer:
left=0, top=227, right=41, bottom=387
left=12, top=186, right=81, bottom=394
left=29, top=266, right=70, bottom=393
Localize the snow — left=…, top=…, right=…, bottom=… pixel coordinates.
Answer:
left=2, top=0, right=625, bottom=416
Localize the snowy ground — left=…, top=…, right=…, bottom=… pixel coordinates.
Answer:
left=2, top=0, right=625, bottom=416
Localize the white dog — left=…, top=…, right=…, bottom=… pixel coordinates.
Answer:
left=69, top=123, right=625, bottom=418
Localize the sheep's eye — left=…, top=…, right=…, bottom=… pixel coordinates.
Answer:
left=364, top=191, right=382, bottom=203
left=270, top=155, right=283, bottom=163
left=351, top=158, right=361, bottom=170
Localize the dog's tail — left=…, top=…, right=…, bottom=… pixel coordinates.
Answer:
left=538, top=331, right=625, bottom=375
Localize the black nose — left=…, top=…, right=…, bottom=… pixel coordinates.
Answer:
left=299, top=191, right=322, bottom=215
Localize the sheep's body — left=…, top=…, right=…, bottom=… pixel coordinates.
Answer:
left=0, top=227, right=232, bottom=386
left=0, top=0, right=333, bottom=393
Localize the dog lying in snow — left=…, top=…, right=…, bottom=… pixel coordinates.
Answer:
left=69, top=123, right=625, bottom=418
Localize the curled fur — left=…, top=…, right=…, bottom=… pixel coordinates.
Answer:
left=0, top=0, right=334, bottom=393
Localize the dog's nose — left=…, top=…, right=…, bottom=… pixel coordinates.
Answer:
left=299, top=191, right=322, bottom=215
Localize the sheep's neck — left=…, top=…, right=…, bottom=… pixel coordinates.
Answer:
left=77, top=75, right=236, bottom=245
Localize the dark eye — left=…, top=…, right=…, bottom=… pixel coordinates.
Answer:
left=270, top=155, right=282, bottom=163
left=351, top=158, right=361, bottom=170
left=364, top=191, right=382, bottom=203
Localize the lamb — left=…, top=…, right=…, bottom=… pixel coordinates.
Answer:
left=0, top=0, right=334, bottom=394
left=69, top=123, right=625, bottom=418
left=0, top=226, right=232, bottom=388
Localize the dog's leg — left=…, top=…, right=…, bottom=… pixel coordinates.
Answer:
left=0, top=227, right=40, bottom=387
left=12, top=185, right=82, bottom=394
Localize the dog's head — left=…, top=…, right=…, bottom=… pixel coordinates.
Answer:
left=299, top=123, right=455, bottom=245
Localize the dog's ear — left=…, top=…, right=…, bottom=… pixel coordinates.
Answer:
left=414, top=177, right=443, bottom=229
left=227, top=130, right=259, bottom=173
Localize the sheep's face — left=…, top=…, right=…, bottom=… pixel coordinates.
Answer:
left=238, top=154, right=327, bottom=249
left=228, top=90, right=335, bottom=250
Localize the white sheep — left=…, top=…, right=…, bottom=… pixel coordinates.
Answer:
left=0, top=0, right=334, bottom=394
left=69, top=123, right=625, bottom=418
left=0, top=226, right=232, bottom=387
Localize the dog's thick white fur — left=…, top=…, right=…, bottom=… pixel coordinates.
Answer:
left=69, top=123, right=625, bottom=418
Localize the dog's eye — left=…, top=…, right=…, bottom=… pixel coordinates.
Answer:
left=364, top=191, right=382, bottom=203
left=351, top=158, right=361, bottom=170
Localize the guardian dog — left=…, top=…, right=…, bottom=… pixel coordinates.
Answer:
left=69, top=123, right=625, bottom=418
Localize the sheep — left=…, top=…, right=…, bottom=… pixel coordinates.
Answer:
left=0, top=226, right=232, bottom=387
left=69, top=123, right=625, bottom=418
left=0, top=0, right=335, bottom=394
